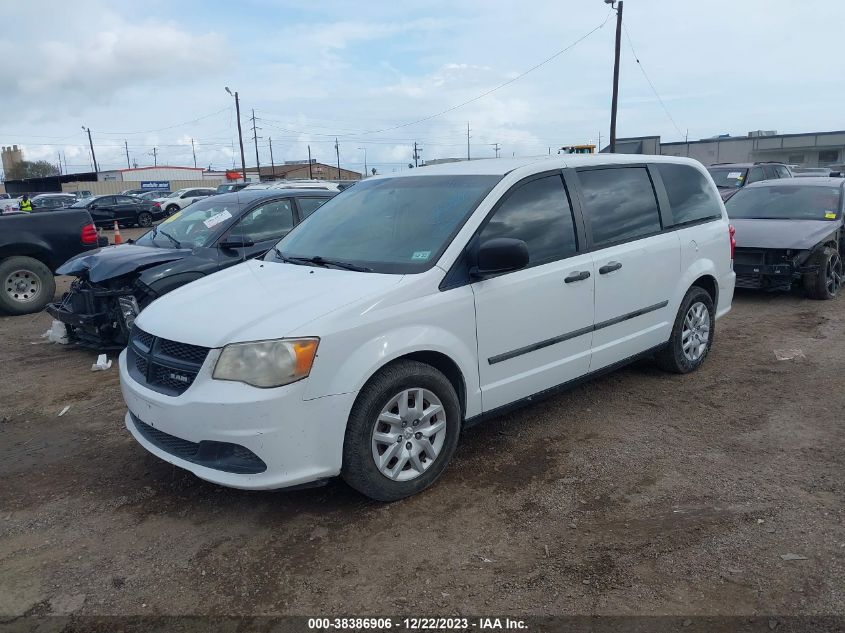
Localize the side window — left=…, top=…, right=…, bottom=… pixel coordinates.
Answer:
left=116, top=195, right=136, bottom=204
left=656, top=163, right=722, bottom=226
left=578, top=167, right=662, bottom=246
left=747, top=167, right=765, bottom=183
left=229, top=199, right=294, bottom=242
left=181, top=190, right=196, bottom=198
left=762, top=165, right=778, bottom=180
left=776, top=165, right=792, bottom=179
left=95, top=196, right=115, bottom=206
left=477, top=174, right=577, bottom=266
left=297, top=197, right=328, bottom=220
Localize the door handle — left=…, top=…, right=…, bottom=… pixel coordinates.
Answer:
left=599, top=261, right=622, bottom=275
left=564, top=270, right=591, bottom=283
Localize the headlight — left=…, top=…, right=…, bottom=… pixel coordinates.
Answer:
left=118, top=296, right=140, bottom=329
left=212, top=338, right=319, bottom=388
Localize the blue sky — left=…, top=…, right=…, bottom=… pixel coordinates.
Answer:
left=2, top=0, right=845, bottom=175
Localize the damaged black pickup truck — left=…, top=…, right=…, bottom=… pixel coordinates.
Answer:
left=726, top=178, right=845, bottom=299
left=48, top=188, right=335, bottom=348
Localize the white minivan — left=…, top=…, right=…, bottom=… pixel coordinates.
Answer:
left=120, top=155, right=735, bottom=501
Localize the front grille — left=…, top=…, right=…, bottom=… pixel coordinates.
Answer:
left=128, top=326, right=210, bottom=396
left=735, top=249, right=765, bottom=266
left=131, top=415, right=266, bottom=474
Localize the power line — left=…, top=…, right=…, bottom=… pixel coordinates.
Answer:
left=97, top=107, right=231, bottom=135
left=622, top=23, right=684, bottom=139
left=360, top=10, right=615, bottom=135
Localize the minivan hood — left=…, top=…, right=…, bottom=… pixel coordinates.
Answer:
left=732, top=218, right=841, bottom=250
left=134, top=259, right=404, bottom=348
left=57, top=244, right=191, bottom=283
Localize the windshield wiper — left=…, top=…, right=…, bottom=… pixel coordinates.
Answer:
left=272, top=249, right=372, bottom=272
left=156, top=227, right=182, bottom=248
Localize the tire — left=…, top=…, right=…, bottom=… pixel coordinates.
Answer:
left=341, top=360, right=461, bottom=502
left=803, top=247, right=842, bottom=300
left=166, top=204, right=180, bottom=215
left=137, top=211, right=153, bottom=227
left=654, top=286, right=715, bottom=374
left=0, top=256, right=57, bottom=316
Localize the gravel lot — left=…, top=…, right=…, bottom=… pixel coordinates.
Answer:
left=1, top=242, right=843, bottom=618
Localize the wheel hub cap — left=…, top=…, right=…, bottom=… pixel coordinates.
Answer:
left=4, top=270, right=40, bottom=303
left=371, top=388, right=448, bottom=482
left=681, top=301, right=711, bottom=362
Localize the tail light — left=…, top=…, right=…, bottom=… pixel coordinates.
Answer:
left=81, top=222, right=98, bottom=245
left=153, top=202, right=161, bottom=208
left=728, top=224, right=736, bottom=260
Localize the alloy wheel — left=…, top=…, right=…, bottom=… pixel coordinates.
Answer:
left=371, top=388, right=448, bottom=482
left=681, top=301, right=711, bottom=362
left=826, top=252, right=843, bottom=296
left=4, top=270, right=40, bottom=303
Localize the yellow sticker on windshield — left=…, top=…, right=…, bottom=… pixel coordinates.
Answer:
left=825, top=212, right=837, bottom=219
left=162, top=210, right=182, bottom=224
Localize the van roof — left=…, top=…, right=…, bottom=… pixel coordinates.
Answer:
left=372, top=154, right=705, bottom=178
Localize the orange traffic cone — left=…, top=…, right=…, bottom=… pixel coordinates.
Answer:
left=113, top=221, right=122, bottom=245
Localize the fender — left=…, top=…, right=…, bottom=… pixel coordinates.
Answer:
left=303, top=324, right=482, bottom=419
left=674, top=257, right=719, bottom=314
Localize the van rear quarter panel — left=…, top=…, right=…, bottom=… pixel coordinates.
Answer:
left=674, top=218, right=734, bottom=316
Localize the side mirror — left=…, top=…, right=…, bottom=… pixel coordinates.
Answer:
left=219, top=237, right=255, bottom=249
left=471, top=238, right=529, bottom=278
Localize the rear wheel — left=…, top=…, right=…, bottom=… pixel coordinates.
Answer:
left=137, top=211, right=153, bottom=227
left=0, top=256, right=56, bottom=316
left=803, top=247, right=842, bottom=300
left=342, top=360, right=461, bottom=501
left=166, top=204, right=180, bottom=215
left=655, top=286, right=715, bottom=374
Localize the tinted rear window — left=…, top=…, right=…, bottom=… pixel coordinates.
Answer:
left=657, top=163, right=722, bottom=226
left=579, top=167, right=662, bottom=246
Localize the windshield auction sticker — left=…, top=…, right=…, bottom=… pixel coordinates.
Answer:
left=203, top=209, right=233, bottom=229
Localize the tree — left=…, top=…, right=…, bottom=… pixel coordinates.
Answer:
left=6, top=160, right=60, bottom=180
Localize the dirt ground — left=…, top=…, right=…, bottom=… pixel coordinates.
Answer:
left=1, top=254, right=843, bottom=619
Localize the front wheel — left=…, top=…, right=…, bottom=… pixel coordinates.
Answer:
left=803, top=247, right=842, bottom=300
left=342, top=360, right=461, bottom=501
left=655, top=286, right=715, bottom=374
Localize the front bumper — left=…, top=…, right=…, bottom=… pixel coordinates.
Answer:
left=733, top=262, right=817, bottom=290
left=119, top=350, right=357, bottom=490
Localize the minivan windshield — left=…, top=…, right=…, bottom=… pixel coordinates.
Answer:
left=135, top=198, right=245, bottom=248
left=707, top=167, right=748, bottom=189
left=268, top=175, right=500, bottom=274
left=726, top=185, right=842, bottom=220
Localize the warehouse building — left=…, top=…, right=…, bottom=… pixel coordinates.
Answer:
left=605, top=129, right=845, bottom=168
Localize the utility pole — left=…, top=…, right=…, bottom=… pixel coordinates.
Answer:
left=357, top=147, right=367, bottom=178
left=308, top=145, right=313, bottom=179
left=467, top=122, right=471, bottom=161
left=413, top=142, right=422, bottom=168
left=190, top=138, right=197, bottom=168
left=269, top=137, right=276, bottom=179
left=225, top=87, right=248, bottom=182
left=493, top=143, right=501, bottom=158
left=57, top=152, right=62, bottom=175
left=334, top=138, right=341, bottom=179
left=82, top=126, right=99, bottom=173
left=62, top=152, right=68, bottom=174
left=250, top=109, right=261, bottom=177
left=150, top=147, right=158, bottom=166
left=598, top=131, right=602, bottom=151
left=124, top=140, right=131, bottom=169
left=608, top=0, right=623, bottom=153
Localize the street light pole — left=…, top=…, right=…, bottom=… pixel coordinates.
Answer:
left=357, top=147, right=367, bottom=178
left=225, top=87, right=248, bottom=182
left=82, top=126, right=99, bottom=173
left=607, top=0, right=623, bottom=153
left=334, top=138, right=341, bottom=179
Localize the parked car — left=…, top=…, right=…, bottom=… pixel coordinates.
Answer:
left=49, top=189, right=335, bottom=348
left=0, top=209, right=100, bottom=315
left=68, top=194, right=165, bottom=228
left=792, top=167, right=834, bottom=178
left=67, top=190, right=94, bottom=199
left=119, top=155, right=735, bottom=500
left=706, top=161, right=792, bottom=202
left=135, top=190, right=172, bottom=201
left=216, top=183, right=250, bottom=194
left=31, top=193, right=78, bottom=211
left=155, top=188, right=217, bottom=214
left=727, top=177, right=844, bottom=298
